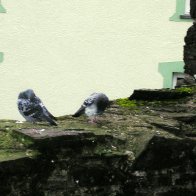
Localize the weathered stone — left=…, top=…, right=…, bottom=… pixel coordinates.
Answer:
left=181, top=73, right=196, bottom=85
left=124, top=136, right=196, bottom=195
left=173, top=113, right=196, bottom=123
left=129, top=88, right=193, bottom=101
left=16, top=129, right=94, bottom=140
left=183, top=21, right=196, bottom=78
left=184, top=24, right=196, bottom=44
left=0, top=86, right=195, bottom=195
left=190, top=0, right=196, bottom=19
left=183, top=1, right=196, bottom=82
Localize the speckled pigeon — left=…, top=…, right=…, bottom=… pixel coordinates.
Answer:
left=17, top=89, right=57, bottom=126
left=72, top=93, right=109, bottom=122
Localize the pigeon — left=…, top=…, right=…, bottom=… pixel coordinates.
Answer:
left=72, top=93, right=109, bottom=123
left=17, top=89, right=57, bottom=126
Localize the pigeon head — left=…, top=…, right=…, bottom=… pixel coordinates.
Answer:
left=18, top=89, right=36, bottom=100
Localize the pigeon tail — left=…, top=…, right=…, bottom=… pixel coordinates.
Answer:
left=72, top=105, right=85, bottom=117
left=42, top=105, right=57, bottom=121
left=47, top=112, right=57, bottom=121
left=44, top=115, right=57, bottom=126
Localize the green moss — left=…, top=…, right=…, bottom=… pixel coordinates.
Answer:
left=0, top=150, right=27, bottom=162
left=0, top=149, right=40, bottom=162
left=175, top=87, right=194, bottom=94
left=0, top=120, right=36, bottom=149
left=12, top=132, right=34, bottom=148
left=116, top=98, right=179, bottom=109
left=0, top=131, right=19, bottom=149
left=116, top=98, right=137, bottom=107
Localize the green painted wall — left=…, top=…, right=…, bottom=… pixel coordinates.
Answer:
left=0, top=53, right=3, bottom=63
left=0, top=1, right=6, bottom=13
left=170, top=0, right=192, bottom=22
left=158, top=61, right=184, bottom=88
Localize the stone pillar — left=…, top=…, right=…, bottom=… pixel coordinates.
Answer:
left=183, top=0, right=196, bottom=84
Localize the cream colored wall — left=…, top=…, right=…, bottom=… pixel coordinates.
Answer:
left=0, top=0, right=191, bottom=120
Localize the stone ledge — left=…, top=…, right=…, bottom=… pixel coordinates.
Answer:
left=15, top=129, right=95, bottom=140
left=129, top=88, right=193, bottom=101
left=14, top=129, right=98, bottom=151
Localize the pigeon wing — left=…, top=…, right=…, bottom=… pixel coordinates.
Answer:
left=21, top=99, right=57, bottom=126
left=41, top=104, right=56, bottom=120
left=38, top=102, right=57, bottom=126
left=18, top=99, right=43, bottom=121
left=35, top=96, right=57, bottom=121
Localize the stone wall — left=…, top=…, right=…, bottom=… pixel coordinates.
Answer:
left=183, top=0, right=196, bottom=84
left=190, top=0, right=196, bottom=19
left=0, top=86, right=195, bottom=195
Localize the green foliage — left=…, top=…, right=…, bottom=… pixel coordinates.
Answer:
left=116, top=98, right=137, bottom=107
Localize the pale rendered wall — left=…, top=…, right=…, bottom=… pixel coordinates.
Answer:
left=0, top=0, right=191, bottom=120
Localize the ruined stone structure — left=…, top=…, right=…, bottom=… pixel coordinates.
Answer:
left=183, top=0, right=196, bottom=84
left=0, top=86, right=195, bottom=195
left=0, top=3, right=195, bottom=195
left=190, top=0, right=196, bottom=19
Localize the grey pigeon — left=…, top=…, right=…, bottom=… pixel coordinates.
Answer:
left=72, top=93, right=109, bottom=122
left=17, top=89, right=57, bottom=126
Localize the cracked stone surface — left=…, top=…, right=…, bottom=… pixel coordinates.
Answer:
left=0, top=86, right=195, bottom=195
